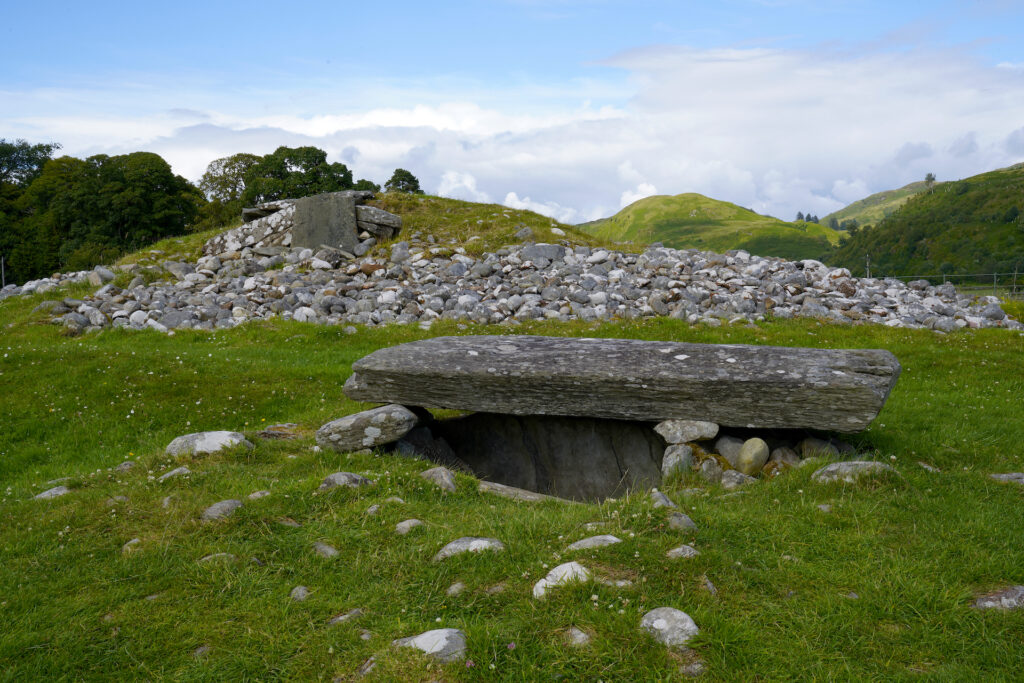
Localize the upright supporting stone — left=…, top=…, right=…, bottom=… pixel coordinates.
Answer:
left=290, top=192, right=359, bottom=252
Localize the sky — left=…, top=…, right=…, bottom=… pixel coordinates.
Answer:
left=3, top=0, right=1024, bottom=223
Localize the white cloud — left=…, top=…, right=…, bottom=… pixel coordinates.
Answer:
left=437, top=171, right=491, bottom=203
left=4, top=43, right=1024, bottom=223
left=620, top=182, right=658, bottom=208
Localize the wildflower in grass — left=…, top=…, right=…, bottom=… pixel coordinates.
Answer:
left=507, top=642, right=515, bottom=650
left=466, top=660, right=475, bottom=668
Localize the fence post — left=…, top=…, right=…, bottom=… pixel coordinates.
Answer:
left=993, top=273, right=997, bottom=296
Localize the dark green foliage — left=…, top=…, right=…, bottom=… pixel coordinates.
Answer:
left=829, top=164, right=1024, bottom=277
left=353, top=178, right=381, bottom=193
left=385, top=168, right=423, bottom=194
left=0, top=138, right=61, bottom=187
left=2, top=152, right=203, bottom=283
left=240, top=146, right=353, bottom=205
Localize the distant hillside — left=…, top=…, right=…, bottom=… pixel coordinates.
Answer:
left=578, top=193, right=840, bottom=261
left=823, top=181, right=930, bottom=229
left=829, top=163, right=1024, bottom=277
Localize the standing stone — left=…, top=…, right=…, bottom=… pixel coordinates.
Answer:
left=735, top=438, right=769, bottom=475
left=662, top=445, right=694, bottom=477
left=640, top=607, right=700, bottom=647
left=316, top=404, right=418, bottom=453
left=290, top=192, right=359, bottom=252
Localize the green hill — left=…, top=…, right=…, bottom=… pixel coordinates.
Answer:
left=578, top=193, right=840, bottom=261
left=829, top=163, right=1024, bottom=278
left=823, top=181, right=930, bottom=229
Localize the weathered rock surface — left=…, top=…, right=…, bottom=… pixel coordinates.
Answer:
left=316, top=405, right=418, bottom=453
left=640, top=607, right=700, bottom=647
left=313, top=542, right=339, bottom=558
left=166, top=431, right=252, bottom=457
left=433, top=537, right=506, bottom=562
left=655, top=420, right=719, bottom=444
left=661, top=445, right=694, bottom=477
left=395, top=519, right=423, bottom=535
left=478, top=480, right=568, bottom=503
left=566, top=535, right=622, bottom=551
left=812, top=461, right=897, bottom=483
left=972, top=585, right=1024, bottom=610
left=427, top=413, right=663, bottom=501
left=735, top=438, right=770, bottom=475
left=533, top=561, right=592, bottom=598
left=392, top=628, right=467, bottom=662
left=202, top=499, right=242, bottom=521
left=344, top=336, right=900, bottom=432
left=318, top=472, right=374, bottom=491
left=35, top=485, right=71, bottom=500
left=157, top=466, right=190, bottom=482
left=990, top=473, right=1024, bottom=485
left=666, top=545, right=700, bottom=559
left=420, top=466, right=457, bottom=492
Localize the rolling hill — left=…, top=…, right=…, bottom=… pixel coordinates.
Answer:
left=823, top=180, right=930, bottom=229
left=829, top=163, right=1024, bottom=278
left=578, top=193, right=841, bottom=261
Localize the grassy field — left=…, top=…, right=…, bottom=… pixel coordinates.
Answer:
left=578, top=193, right=841, bottom=261
left=2, top=275, right=1023, bottom=680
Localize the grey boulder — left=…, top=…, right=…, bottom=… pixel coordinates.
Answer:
left=166, top=431, right=253, bottom=457
left=640, top=607, right=700, bottom=647
left=420, top=466, right=457, bottom=492
left=35, top=485, right=71, bottom=500
left=654, top=419, right=719, bottom=444
left=392, top=628, right=467, bottom=663
left=315, top=404, right=418, bottom=453
left=318, top=472, right=374, bottom=491
left=433, top=537, right=506, bottom=562
left=566, top=535, right=622, bottom=551
left=201, top=499, right=242, bottom=521
left=972, top=585, right=1024, bottom=610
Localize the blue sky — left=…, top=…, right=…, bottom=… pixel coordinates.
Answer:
left=3, top=0, right=1024, bottom=221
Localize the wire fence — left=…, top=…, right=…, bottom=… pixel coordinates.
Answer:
left=869, top=271, right=1024, bottom=299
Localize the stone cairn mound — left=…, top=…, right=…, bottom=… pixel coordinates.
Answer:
left=315, top=335, right=902, bottom=501
left=3, top=190, right=1020, bottom=335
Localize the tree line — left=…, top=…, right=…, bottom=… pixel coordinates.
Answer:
left=0, top=139, right=422, bottom=285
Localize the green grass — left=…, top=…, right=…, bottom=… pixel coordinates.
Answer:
left=2, top=275, right=1023, bottom=680
left=822, top=181, right=930, bottom=230
left=578, top=193, right=841, bottom=261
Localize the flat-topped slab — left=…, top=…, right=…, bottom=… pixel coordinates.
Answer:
left=343, top=335, right=900, bottom=433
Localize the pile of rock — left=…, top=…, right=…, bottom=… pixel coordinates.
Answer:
left=313, top=335, right=902, bottom=500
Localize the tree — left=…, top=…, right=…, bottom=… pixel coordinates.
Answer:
left=925, top=172, right=936, bottom=188
left=199, top=153, right=260, bottom=203
left=385, top=168, right=423, bottom=194
left=241, top=146, right=353, bottom=205
left=795, top=211, right=804, bottom=222
left=353, top=178, right=381, bottom=193
left=0, top=138, right=61, bottom=187
left=829, top=217, right=840, bottom=230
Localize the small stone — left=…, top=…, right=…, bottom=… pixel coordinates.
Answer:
left=392, top=628, right=467, bottom=663
left=384, top=496, right=405, bottom=503
left=106, top=496, right=128, bottom=506
left=735, top=438, right=769, bottom=476
left=817, top=504, right=832, bottom=513
left=654, top=420, right=719, bottom=444
left=365, top=504, right=380, bottom=515
left=277, top=517, right=302, bottom=528
left=290, top=586, right=310, bottom=601
left=446, top=581, right=466, bottom=596
left=566, top=535, right=622, bottom=551
left=433, top=537, right=506, bottom=562
left=359, top=630, right=372, bottom=641
left=396, top=519, right=424, bottom=535
left=35, top=485, right=70, bottom=500
left=356, top=656, right=376, bottom=677
left=650, top=490, right=677, bottom=509
left=328, top=608, right=364, bottom=625
left=662, top=444, right=694, bottom=477
left=114, top=461, right=135, bottom=473
left=769, top=447, right=800, bottom=467
left=485, top=582, right=507, bottom=595
left=566, top=626, right=591, bottom=647
left=972, top=585, right=1024, bottom=610
left=701, top=576, right=718, bottom=595
left=699, top=458, right=723, bottom=484
left=917, top=461, right=940, bottom=473
left=122, top=538, right=141, bottom=553
left=811, top=461, right=897, bottom=484
left=201, top=499, right=242, bottom=521
left=157, top=466, right=190, bottom=483
left=533, top=561, right=592, bottom=598
left=198, top=552, right=236, bottom=563
left=666, top=544, right=700, bottom=559
left=640, top=607, right=700, bottom=647
left=314, top=542, right=339, bottom=558
left=668, top=511, right=698, bottom=532
left=798, top=437, right=840, bottom=459
left=420, top=466, right=457, bottom=492
left=714, top=435, right=744, bottom=467
left=318, top=472, right=373, bottom=491
left=315, top=404, right=418, bottom=453
left=193, top=645, right=211, bottom=659
left=721, top=469, right=757, bottom=490
left=247, top=490, right=271, bottom=500
left=990, top=473, right=1024, bottom=485
left=166, top=431, right=253, bottom=457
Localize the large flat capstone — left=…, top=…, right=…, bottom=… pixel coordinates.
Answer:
left=343, top=335, right=901, bottom=433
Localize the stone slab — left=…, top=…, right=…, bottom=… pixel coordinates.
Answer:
left=344, top=335, right=901, bottom=433
left=290, top=192, right=359, bottom=251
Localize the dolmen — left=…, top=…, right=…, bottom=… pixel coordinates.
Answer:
left=319, top=335, right=901, bottom=501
